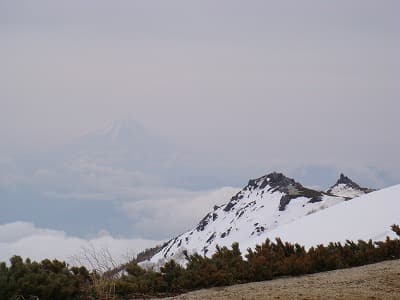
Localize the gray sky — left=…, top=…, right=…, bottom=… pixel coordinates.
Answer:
left=0, top=1, right=399, bottom=260
left=2, top=1, right=399, bottom=148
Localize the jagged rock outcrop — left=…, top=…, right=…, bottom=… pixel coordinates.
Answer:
left=327, top=173, right=375, bottom=199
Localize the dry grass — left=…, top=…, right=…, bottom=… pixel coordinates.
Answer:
left=154, top=259, right=400, bottom=300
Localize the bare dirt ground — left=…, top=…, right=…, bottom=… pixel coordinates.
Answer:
left=156, top=259, right=400, bottom=300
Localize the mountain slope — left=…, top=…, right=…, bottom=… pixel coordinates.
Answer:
left=149, top=172, right=348, bottom=265
left=243, top=183, right=400, bottom=250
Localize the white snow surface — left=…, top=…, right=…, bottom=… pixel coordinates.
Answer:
left=149, top=175, right=347, bottom=266
left=244, top=184, right=400, bottom=250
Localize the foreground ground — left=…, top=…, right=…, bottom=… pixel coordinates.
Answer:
left=155, top=259, right=400, bottom=300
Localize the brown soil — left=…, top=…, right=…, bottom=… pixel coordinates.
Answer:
left=155, top=259, right=400, bottom=300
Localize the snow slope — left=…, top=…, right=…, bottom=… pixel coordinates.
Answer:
left=149, top=172, right=349, bottom=265
left=243, top=184, right=400, bottom=250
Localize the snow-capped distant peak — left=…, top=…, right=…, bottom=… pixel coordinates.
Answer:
left=76, top=118, right=146, bottom=141
left=327, top=173, right=375, bottom=199
left=98, top=119, right=146, bottom=140
left=102, top=120, right=123, bottom=139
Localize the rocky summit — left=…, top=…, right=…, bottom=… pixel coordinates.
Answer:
left=327, top=173, right=375, bottom=199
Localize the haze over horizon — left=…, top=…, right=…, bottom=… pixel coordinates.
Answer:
left=1, top=0, right=399, bottom=263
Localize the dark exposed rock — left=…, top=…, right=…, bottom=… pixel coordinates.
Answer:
left=206, top=233, right=216, bottom=244
left=196, top=213, right=212, bottom=232
left=233, top=200, right=256, bottom=218
left=264, top=172, right=302, bottom=193
left=244, top=172, right=300, bottom=193
left=259, top=179, right=269, bottom=189
left=260, top=174, right=326, bottom=211
left=220, top=227, right=232, bottom=238
left=279, top=195, right=292, bottom=211
left=164, top=237, right=178, bottom=258
left=255, top=226, right=265, bottom=233
left=223, top=191, right=244, bottom=212
left=279, top=188, right=324, bottom=211
left=212, top=213, right=218, bottom=221
left=244, top=179, right=259, bottom=191
left=251, top=226, right=265, bottom=236
left=308, top=196, right=323, bottom=203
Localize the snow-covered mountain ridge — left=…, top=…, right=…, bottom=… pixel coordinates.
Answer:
left=241, top=183, right=400, bottom=250
left=148, top=172, right=377, bottom=266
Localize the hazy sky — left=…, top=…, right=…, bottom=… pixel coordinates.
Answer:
left=0, top=1, right=399, bottom=262
left=2, top=1, right=399, bottom=152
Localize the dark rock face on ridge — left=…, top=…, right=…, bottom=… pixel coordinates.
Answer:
left=245, top=172, right=301, bottom=193
left=327, top=173, right=375, bottom=197
left=223, top=172, right=325, bottom=212
left=333, top=173, right=363, bottom=189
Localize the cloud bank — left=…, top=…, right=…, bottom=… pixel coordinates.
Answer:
left=0, top=221, right=160, bottom=266
left=121, top=187, right=239, bottom=239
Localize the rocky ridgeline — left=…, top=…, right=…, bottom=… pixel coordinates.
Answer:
left=147, top=172, right=375, bottom=266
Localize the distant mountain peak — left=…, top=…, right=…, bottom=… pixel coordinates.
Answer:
left=327, top=173, right=375, bottom=199
left=335, top=173, right=361, bottom=188
left=99, top=118, right=146, bottom=139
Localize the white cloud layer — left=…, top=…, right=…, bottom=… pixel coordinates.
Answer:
left=121, top=187, right=239, bottom=238
left=0, top=222, right=160, bottom=266
left=0, top=187, right=238, bottom=264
